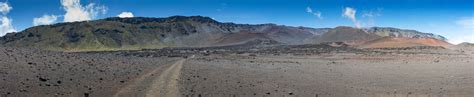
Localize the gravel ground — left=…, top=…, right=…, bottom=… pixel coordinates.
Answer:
left=179, top=52, right=474, bottom=97
left=1, top=45, right=473, bottom=97
left=0, top=47, right=179, bottom=97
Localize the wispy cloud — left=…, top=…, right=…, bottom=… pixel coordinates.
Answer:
left=362, top=9, right=382, bottom=18
left=33, top=15, right=58, bottom=26
left=361, top=8, right=383, bottom=27
left=216, top=3, right=227, bottom=12
left=342, top=7, right=356, bottom=22
left=456, top=17, right=474, bottom=29
left=60, top=0, right=107, bottom=22
left=118, top=12, right=134, bottom=18
left=0, top=2, right=16, bottom=36
left=0, top=2, right=12, bottom=15
left=306, top=7, right=313, bottom=13
left=449, top=17, right=474, bottom=44
left=342, top=7, right=360, bottom=28
left=306, top=6, right=322, bottom=19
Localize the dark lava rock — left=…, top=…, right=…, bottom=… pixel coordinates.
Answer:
left=84, top=93, right=89, bottom=97
left=38, top=77, right=48, bottom=82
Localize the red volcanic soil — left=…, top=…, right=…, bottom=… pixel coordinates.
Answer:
left=359, top=37, right=453, bottom=48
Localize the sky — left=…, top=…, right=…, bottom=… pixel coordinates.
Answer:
left=0, top=0, right=473, bottom=44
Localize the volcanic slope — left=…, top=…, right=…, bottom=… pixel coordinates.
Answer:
left=359, top=37, right=453, bottom=49
left=314, top=26, right=381, bottom=45
left=0, top=16, right=326, bottom=51
left=0, top=16, right=449, bottom=51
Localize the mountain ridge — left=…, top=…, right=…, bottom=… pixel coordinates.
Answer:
left=0, top=16, right=449, bottom=51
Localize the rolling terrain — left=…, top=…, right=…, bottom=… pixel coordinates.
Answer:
left=313, top=26, right=381, bottom=45
left=0, top=16, right=326, bottom=51
left=0, top=16, right=449, bottom=51
left=359, top=37, right=453, bottom=48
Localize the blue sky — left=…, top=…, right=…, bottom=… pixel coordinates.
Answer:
left=1, top=0, right=473, bottom=43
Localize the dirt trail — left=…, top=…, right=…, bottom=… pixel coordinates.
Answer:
left=145, top=59, right=185, bottom=97
left=114, top=58, right=188, bottom=97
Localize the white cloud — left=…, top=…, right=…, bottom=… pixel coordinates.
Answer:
left=313, top=11, right=322, bottom=19
left=456, top=17, right=474, bottom=29
left=118, top=12, right=134, bottom=18
left=449, top=17, right=474, bottom=44
left=0, top=2, right=15, bottom=36
left=448, top=34, right=474, bottom=44
left=306, top=7, right=322, bottom=19
left=61, top=0, right=107, bottom=22
left=0, top=2, right=12, bottom=15
left=343, top=7, right=356, bottom=21
left=342, top=7, right=361, bottom=28
left=33, top=15, right=58, bottom=26
left=0, top=17, right=16, bottom=36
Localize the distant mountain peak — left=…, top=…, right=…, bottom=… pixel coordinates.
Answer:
left=102, top=15, right=219, bottom=24
left=334, top=26, right=355, bottom=29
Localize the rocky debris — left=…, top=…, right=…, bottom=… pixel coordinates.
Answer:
left=111, top=43, right=364, bottom=58
left=38, top=77, right=48, bottom=82
left=178, top=47, right=473, bottom=97
left=0, top=47, right=179, bottom=96
left=1, top=40, right=472, bottom=96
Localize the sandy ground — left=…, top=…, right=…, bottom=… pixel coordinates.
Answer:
left=114, top=59, right=185, bottom=97
left=1, top=46, right=474, bottom=97
left=179, top=53, right=474, bottom=97
left=0, top=47, right=180, bottom=97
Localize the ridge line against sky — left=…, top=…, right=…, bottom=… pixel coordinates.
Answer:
left=0, top=0, right=472, bottom=44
